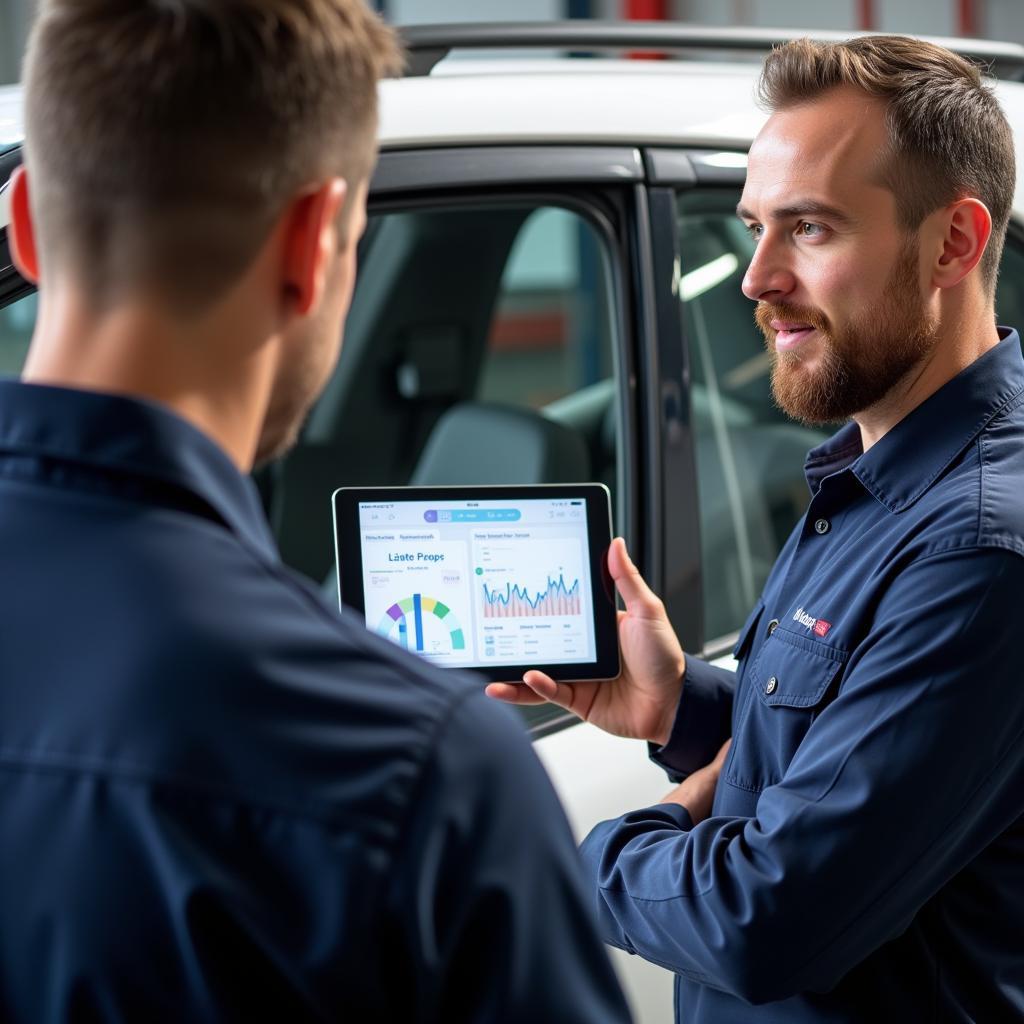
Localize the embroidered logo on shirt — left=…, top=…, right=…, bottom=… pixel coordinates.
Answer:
left=793, top=607, right=832, bottom=637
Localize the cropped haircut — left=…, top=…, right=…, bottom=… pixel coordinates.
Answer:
left=23, top=0, right=403, bottom=313
left=759, top=36, right=1016, bottom=294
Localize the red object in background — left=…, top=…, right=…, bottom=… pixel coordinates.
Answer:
left=624, top=0, right=667, bottom=17
left=489, top=310, right=567, bottom=351
left=959, top=0, right=978, bottom=37
left=857, top=0, right=875, bottom=31
left=624, top=0, right=667, bottom=59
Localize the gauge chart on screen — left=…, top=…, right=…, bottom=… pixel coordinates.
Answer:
left=362, top=532, right=475, bottom=664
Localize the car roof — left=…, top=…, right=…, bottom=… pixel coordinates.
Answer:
left=379, top=60, right=768, bottom=151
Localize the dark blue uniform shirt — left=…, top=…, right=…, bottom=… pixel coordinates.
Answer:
left=581, top=330, right=1024, bottom=1022
left=0, top=380, right=631, bottom=1024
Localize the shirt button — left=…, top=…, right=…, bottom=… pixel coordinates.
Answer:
left=766, top=676, right=778, bottom=695
left=814, top=518, right=831, bottom=535
left=766, top=618, right=779, bottom=637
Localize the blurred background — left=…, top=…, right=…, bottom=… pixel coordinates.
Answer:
left=2, top=0, right=1023, bottom=85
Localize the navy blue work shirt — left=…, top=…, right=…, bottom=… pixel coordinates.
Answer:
left=581, top=329, right=1024, bottom=1022
left=0, top=380, right=631, bottom=1024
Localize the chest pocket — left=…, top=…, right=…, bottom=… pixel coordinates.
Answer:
left=725, top=625, right=848, bottom=794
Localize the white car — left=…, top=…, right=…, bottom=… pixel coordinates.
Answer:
left=4, top=22, right=1024, bottom=1022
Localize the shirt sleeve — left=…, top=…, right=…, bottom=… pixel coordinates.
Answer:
left=386, top=689, right=634, bottom=1024
left=649, top=656, right=737, bottom=782
left=579, top=547, right=1024, bottom=1004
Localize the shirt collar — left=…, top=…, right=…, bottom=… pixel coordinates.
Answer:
left=0, top=380, right=278, bottom=560
left=805, top=328, right=1024, bottom=511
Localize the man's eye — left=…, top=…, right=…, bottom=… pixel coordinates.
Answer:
left=797, top=221, right=825, bottom=238
left=746, top=223, right=764, bottom=242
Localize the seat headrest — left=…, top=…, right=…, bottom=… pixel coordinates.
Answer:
left=411, top=402, right=589, bottom=485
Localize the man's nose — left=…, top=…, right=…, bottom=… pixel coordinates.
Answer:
left=741, top=242, right=795, bottom=303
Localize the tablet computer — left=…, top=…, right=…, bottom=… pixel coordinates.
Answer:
left=332, top=484, right=619, bottom=682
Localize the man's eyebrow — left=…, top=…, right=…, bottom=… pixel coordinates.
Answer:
left=735, top=201, right=854, bottom=225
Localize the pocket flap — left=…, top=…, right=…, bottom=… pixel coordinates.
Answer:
left=750, top=627, right=847, bottom=708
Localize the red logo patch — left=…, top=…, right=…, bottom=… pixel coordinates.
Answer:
left=813, top=619, right=832, bottom=638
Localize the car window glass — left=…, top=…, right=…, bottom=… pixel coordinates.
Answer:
left=279, top=200, right=621, bottom=578
left=0, top=290, right=36, bottom=375
left=676, top=190, right=828, bottom=645
left=480, top=206, right=616, bottom=408
left=995, top=235, right=1024, bottom=339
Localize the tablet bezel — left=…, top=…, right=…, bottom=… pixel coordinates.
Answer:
left=332, top=483, right=620, bottom=682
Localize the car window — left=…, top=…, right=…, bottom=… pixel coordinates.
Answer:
left=677, top=195, right=1024, bottom=644
left=676, top=190, right=829, bottom=644
left=272, top=198, right=622, bottom=733
left=276, top=199, right=621, bottom=584
left=0, top=290, right=36, bottom=375
left=995, top=232, right=1024, bottom=331
left=480, top=206, right=616, bottom=409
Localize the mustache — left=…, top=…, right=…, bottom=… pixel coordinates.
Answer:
left=754, top=302, right=830, bottom=337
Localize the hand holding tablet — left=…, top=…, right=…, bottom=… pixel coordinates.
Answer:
left=485, top=537, right=687, bottom=747
left=333, top=484, right=620, bottom=682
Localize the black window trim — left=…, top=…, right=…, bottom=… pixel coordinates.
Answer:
left=371, top=144, right=644, bottom=194
left=646, top=146, right=747, bottom=188
left=639, top=180, right=704, bottom=655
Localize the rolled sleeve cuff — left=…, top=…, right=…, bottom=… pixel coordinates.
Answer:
left=648, top=656, right=735, bottom=781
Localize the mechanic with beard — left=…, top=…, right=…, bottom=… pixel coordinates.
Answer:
left=490, top=35, right=1024, bottom=1023
left=0, top=3, right=634, bottom=1023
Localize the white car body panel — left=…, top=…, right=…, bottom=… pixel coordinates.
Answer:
left=0, top=84, right=21, bottom=147
left=0, top=84, right=21, bottom=232
left=379, top=62, right=770, bottom=151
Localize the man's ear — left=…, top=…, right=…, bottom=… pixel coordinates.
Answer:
left=8, top=167, right=40, bottom=285
left=931, top=197, right=992, bottom=290
left=280, top=178, right=347, bottom=318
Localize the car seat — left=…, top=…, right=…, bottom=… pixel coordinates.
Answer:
left=410, top=400, right=590, bottom=486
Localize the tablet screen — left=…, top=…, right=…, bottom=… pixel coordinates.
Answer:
left=333, top=485, right=619, bottom=681
left=359, top=495, right=596, bottom=667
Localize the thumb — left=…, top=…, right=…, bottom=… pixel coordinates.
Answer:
left=607, top=536, right=662, bottom=618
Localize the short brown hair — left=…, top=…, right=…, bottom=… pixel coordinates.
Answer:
left=759, top=36, right=1016, bottom=293
left=23, top=0, right=403, bottom=312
